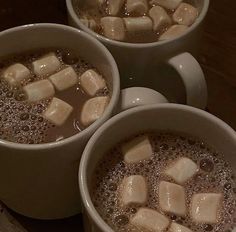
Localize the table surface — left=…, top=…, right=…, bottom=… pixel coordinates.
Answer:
left=0, top=0, right=236, bottom=231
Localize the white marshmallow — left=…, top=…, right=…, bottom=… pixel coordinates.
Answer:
left=169, top=222, right=193, bottom=232
left=2, top=63, right=30, bottom=86
left=130, top=208, right=170, bottom=231
left=80, top=96, right=109, bottom=126
left=49, top=66, right=77, bottom=91
left=159, top=25, right=188, bottom=40
left=122, top=135, right=152, bottom=164
left=191, top=193, right=222, bottom=224
left=159, top=181, right=186, bottom=216
left=126, top=0, right=148, bottom=16
left=124, top=16, right=153, bottom=33
left=80, top=18, right=98, bottom=30
left=108, top=0, right=125, bottom=15
left=80, top=69, right=106, bottom=96
left=87, top=0, right=105, bottom=7
left=164, top=157, right=198, bottom=184
left=23, top=79, right=55, bottom=102
left=100, top=17, right=126, bottom=41
left=173, top=3, right=198, bottom=26
left=43, top=97, right=73, bottom=126
left=120, top=175, right=148, bottom=207
left=149, top=6, right=172, bottom=31
left=32, top=53, right=61, bottom=77
left=150, top=0, right=182, bottom=10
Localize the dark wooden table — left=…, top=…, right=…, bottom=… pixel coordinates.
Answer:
left=0, top=0, right=236, bottom=231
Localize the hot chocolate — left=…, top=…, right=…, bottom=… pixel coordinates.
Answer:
left=92, top=132, right=236, bottom=231
left=0, top=48, right=110, bottom=144
left=73, top=0, right=199, bottom=43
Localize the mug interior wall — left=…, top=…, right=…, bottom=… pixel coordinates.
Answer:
left=0, top=26, right=114, bottom=92
left=86, top=105, right=236, bottom=191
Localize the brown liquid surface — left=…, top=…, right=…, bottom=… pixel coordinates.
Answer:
left=92, top=132, right=236, bottom=232
left=73, top=0, right=198, bottom=43
left=0, top=49, right=109, bottom=144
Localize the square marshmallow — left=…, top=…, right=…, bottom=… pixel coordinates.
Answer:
left=164, top=157, right=198, bottom=184
left=150, top=0, right=182, bottom=10
left=80, top=96, right=109, bottom=127
left=23, top=79, right=55, bottom=102
left=101, top=17, right=126, bottom=41
left=49, top=66, right=77, bottom=91
left=80, top=18, right=98, bottom=31
left=126, top=0, right=148, bottom=16
left=33, top=53, right=61, bottom=77
left=107, top=0, right=125, bottom=16
left=130, top=208, right=170, bottom=231
left=159, top=181, right=186, bottom=216
left=173, top=3, right=198, bottom=26
left=120, top=175, right=148, bottom=207
left=43, top=97, right=73, bottom=126
left=122, top=135, right=153, bottom=164
left=2, top=63, right=30, bottom=86
left=191, top=193, right=222, bottom=224
left=123, top=16, right=153, bottom=33
left=159, top=25, right=188, bottom=41
left=149, top=6, right=172, bottom=32
left=80, top=69, right=106, bottom=96
left=169, top=222, right=193, bottom=232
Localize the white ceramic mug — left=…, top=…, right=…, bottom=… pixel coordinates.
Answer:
left=0, top=23, right=170, bottom=219
left=66, top=0, right=209, bottom=109
left=79, top=104, right=236, bottom=232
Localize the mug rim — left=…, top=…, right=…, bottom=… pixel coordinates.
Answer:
left=0, top=23, right=120, bottom=150
left=66, top=0, right=210, bottom=49
left=79, top=103, right=236, bottom=232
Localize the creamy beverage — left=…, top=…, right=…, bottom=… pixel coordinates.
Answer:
left=92, top=132, right=236, bottom=232
left=73, top=0, right=199, bottom=43
left=0, top=49, right=110, bottom=144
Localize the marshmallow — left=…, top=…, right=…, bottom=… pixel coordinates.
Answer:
left=159, top=25, right=188, bottom=40
left=2, top=63, right=30, bottom=86
left=159, top=181, right=186, bottom=216
left=122, top=135, right=152, bottom=164
left=33, top=53, right=61, bottom=77
left=120, top=175, right=148, bottom=207
left=108, top=0, right=125, bottom=15
left=150, top=0, right=182, bottom=10
left=43, top=97, right=73, bottom=126
left=80, top=96, right=109, bottom=126
left=149, top=6, right=172, bottom=31
left=124, top=16, right=153, bottom=33
left=101, top=17, right=126, bottom=41
left=130, top=208, right=170, bottom=231
left=80, top=18, right=98, bottom=30
left=87, top=0, right=105, bottom=7
left=126, top=0, right=148, bottom=16
left=191, top=193, right=222, bottom=224
left=23, top=79, right=55, bottom=102
left=164, top=157, right=198, bottom=184
left=169, top=223, right=192, bottom=232
left=49, top=66, right=77, bottom=91
left=80, top=69, right=106, bottom=96
left=173, top=3, right=198, bottom=26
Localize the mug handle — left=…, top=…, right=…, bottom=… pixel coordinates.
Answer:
left=167, top=52, right=208, bottom=110
left=118, top=87, right=168, bottom=112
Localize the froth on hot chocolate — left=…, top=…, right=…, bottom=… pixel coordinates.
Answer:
left=0, top=48, right=110, bottom=144
left=92, top=132, right=236, bottom=232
